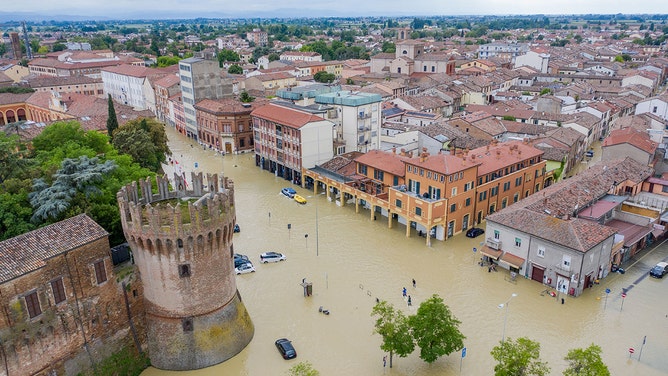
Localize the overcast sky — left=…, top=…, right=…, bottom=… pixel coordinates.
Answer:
left=8, top=0, right=668, bottom=19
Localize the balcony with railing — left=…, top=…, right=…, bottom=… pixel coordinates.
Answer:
left=486, top=237, right=502, bottom=250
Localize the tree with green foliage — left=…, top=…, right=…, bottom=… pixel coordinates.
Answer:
left=239, top=90, right=255, bottom=103
left=409, top=294, right=465, bottom=363
left=29, top=156, right=117, bottom=222
left=111, top=118, right=170, bottom=172
left=563, top=344, right=610, bottom=376
left=107, top=95, right=119, bottom=139
left=0, top=86, right=35, bottom=94
left=268, top=53, right=280, bottom=62
left=539, top=88, right=552, bottom=96
left=371, top=300, right=415, bottom=368
left=157, top=55, right=181, bottom=67
left=314, top=71, right=336, bottom=83
left=228, top=64, right=243, bottom=74
left=27, top=121, right=153, bottom=244
left=217, top=48, right=240, bottom=67
left=287, top=361, right=319, bottom=376
left=381, top=41, right=396, bottom=53
left=0, top=132, right=33, bottom=185
left=490, top=337, right=550, bottom=376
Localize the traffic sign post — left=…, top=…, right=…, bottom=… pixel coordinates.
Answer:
left=629, top=347, right=634, bottom=359
left=460, top=347, right=466, bottom=374
left=604, top=288, right=610, bottom=309
left=639, top=335, right=646, bottom=361
left=620, top=292, right=627, bottom=312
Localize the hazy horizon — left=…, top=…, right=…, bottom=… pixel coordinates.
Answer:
left=2, top=0, right=668, bottom=22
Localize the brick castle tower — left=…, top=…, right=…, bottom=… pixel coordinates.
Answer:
left=117, top=172, right=253, bottom=370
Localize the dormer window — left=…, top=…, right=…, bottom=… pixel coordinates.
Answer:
left=402, top=50, right=408, bottom=55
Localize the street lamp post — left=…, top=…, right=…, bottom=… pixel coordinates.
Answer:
left=498, top=293, right=517, bottom=342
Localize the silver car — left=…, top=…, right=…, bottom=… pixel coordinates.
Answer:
left=260, top=252, right=286, bottom=263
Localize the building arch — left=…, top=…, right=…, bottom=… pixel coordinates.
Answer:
left=5, top=110, right=16, bottom=123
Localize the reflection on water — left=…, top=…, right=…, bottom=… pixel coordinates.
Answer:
left=141, top=127, right=668, bottom=376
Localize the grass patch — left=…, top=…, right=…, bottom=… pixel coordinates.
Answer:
left=79, top=345, right=149, bottom=376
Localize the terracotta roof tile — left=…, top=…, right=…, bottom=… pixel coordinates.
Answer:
left=251, top=102, right=326, bottom=129
left=355, top=149, right=410, bottom=177
left=0, top=214, right=108, bottom=283
left=603, top=127, right=658, bottom=155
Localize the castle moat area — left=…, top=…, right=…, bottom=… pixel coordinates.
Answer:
left=142, top=126, right=668, bottom=376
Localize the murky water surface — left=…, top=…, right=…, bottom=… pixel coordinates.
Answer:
left=142, top=127, right=668, bottom=375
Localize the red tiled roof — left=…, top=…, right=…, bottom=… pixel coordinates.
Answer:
left=251, top=102, right=326, bottom=129
left=603, top=127, right=657, bottom=155
left=470, top=140, right=544, bottom=176
left=0, top=92, right=33, bottom=106
left=354, top=149, right=410, bottom=177
left=195, top=97, right=269, bottom=114
left=101, top=64, right=151, bottom=77
left=0, top=214, right=108, bottom=283
left=153, top=73, right=180, bottom=88
left=406, top=153, right=474, bottom=175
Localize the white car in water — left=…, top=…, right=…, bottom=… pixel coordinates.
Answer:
left=235, top=262, right=256, bottom=274
left=260, top=252, right=286, bottom=263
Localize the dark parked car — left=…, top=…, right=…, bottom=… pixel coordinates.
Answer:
left=234, top=253, right=249, bottom=268
left=466, top=227, right=485, bottom=238
left=234, top=224, right=240, bottom=233
left=275, top=338, right=297, bottom=359
left=649, top=262, right=668, bottom=278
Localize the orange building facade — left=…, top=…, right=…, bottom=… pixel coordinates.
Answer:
left=303, top=140, right=547, bottom=246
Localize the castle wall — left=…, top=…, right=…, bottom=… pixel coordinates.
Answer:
left=0, top=237, right=146, bottom=376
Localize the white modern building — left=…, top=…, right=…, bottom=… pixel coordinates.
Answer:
left=101, top=64, right=153, bottom=110
left=315, top=90, right=383, bottom=154
left=178, top=57, right=231, bottom=139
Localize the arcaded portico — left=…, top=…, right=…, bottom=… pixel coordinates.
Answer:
left=303, top=166, right=443, bottom=246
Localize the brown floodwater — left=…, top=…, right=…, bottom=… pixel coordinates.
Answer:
left=141, top=126, right=668, bottom=376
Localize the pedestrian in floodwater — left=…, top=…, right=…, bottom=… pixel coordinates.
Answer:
left=383, top=355, right=386, bottom=367
left=407, top=295, right=412, bottom=306
left=402, top=287, right=407, bottom=297
left=412, top=279, right=416, bottom=288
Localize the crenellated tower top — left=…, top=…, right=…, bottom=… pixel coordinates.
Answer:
left=117, top=172, right=236, bottom=257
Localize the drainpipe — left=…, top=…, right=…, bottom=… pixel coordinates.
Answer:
left=576, top=250, right=585, bottom=297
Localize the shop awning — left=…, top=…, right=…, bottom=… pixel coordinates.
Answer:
left=500, top=252, right=525, bottom=269
left=480, top=245, right=502, bottom=260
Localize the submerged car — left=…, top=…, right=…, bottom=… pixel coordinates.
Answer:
left=649, top=261, right=668, bottom=278
left=260, top=251, right=286, bottom=263
left=235, top=262, right=255, bottom=275
left=281, top=187, right=297, bottom=198
left=275, top=338, right=297, bottom=359
left=234, top=253, right=250, bottom=268
left=466, top=227, right=485, bottom=238
left=234, top=224, right=240, bottom=233
left=294, top=194, right=307, bottom=204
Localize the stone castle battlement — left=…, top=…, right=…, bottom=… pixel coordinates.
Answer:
left=117, top=172, right=236, bottom=257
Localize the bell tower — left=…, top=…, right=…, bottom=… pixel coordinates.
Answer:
left=117, top=172, right=253, bottom=370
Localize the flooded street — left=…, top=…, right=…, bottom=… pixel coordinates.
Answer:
left=142, top=126, right=668, bottom=376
